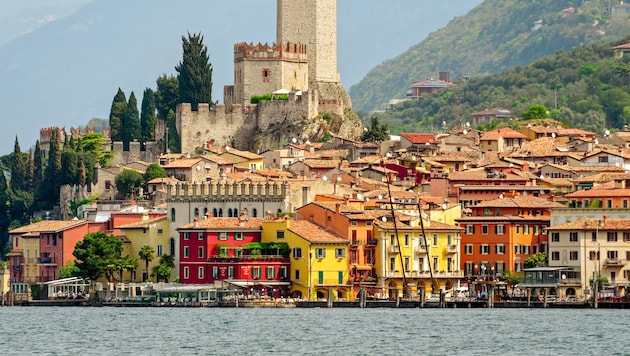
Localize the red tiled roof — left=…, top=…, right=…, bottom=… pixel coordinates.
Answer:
left=288, top=220, right=348, bottom=244
left=480, top=128, right=527, bottom=140
left=178, top=217, right=266, bottom=230
left=565, top=188, right=630, bottom=198
left=546, top=218, right=630, bottom=231
left=472, top=196, right=565, bottom=209
left=116, top=216, right=168, bottom=229
left=400, top=133, right=438, bottom=144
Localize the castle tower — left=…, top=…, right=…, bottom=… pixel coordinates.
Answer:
left=277, top=0, right=339, bottom=84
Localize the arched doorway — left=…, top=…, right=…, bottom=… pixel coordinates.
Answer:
left=388, top=282, right=398, bottom=300
left=291, top=290, right=303, bottom=299
left=566, top=288, right=576, bottom=296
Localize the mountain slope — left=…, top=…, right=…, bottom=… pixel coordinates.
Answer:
left=350, top=0, right=630, bottom=112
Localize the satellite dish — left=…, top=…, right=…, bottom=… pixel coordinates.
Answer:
left=365, top=197, right=370, bottom=202
left=336, top=176, right=342, bottom=182
left=527, top=123, right=532, bottom=128
left=594, top=139, right=599, bottom=145
left=357, top=193, right=363, bottom=200
left=381, top=216, right=387, bottom=222
left=378, top=194, right=383, bottom=200
left=551, top=133, right=556, bottom=138
left=463, top=129, right=468, bottom=135
left=441, top=203, right=447, bottom=210
left=465, top=122, right=470, bottom=128
left=225, top=145, right=231, bottom=152
left=605, top=129, right=610, bottom=137
left=292, top=138, right=297, bottom=144
left=305, top=140, right=311, bottom=145
left=196, top=166, right=201, bottom=171
left=499, top=194, right=504, bottom=199
left=322, top=176, right=328, bottom=182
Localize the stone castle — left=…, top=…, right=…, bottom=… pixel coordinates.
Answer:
left=174, top=0, right=363, bottom=154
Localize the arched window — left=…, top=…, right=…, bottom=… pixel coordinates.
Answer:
left=203, top=207, right=208, bottom=216
left=219, top=208, right=223, bottom=217
left=277, top=208, right=282, bottom=214
left=171, top=208, right=176, bottom=222
left=213, top=208, right=217, bottom=217
left=194, top=208, right=199, bottom=218
left=228, top=209, right=233, bottom=217
left=252, top=208, right=258, bottom=217
left=169, top=238, right=176, bottom=256
left=233, top=208, right=239, bottom=217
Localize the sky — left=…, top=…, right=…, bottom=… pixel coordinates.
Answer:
left=0, top=0, right=482, bottom=155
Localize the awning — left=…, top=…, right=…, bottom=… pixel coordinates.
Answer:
left=272, top=88, right=290, bottom=95
left=222, top=280, right=290, bottom=288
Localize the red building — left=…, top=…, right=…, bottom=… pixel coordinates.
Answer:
left=177, top=216, right=291, bottom=297
left=456, top=196, right=564, bottom=278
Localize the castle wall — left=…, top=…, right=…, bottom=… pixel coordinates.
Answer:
left=176, top=103, right=246, bottom=154
left=277, top=0, right=339, bottom=84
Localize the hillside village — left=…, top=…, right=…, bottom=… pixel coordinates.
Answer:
left=3, top=1, right=630, bottom=306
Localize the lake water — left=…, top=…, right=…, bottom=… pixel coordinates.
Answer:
left=0, top=307, right=628, bottom=355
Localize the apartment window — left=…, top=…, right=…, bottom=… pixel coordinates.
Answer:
left=183, top=267, right=189, bottom=279
left=541, top=243, right=548, bottom=254
left=157, top=244, right=163, bottom=257
left=212, top=267, right=219, bottom=279
left=533, top=225, right=538, bottom=234
left=234, top=232, right=244, bottom=241
left=624, top=200, right=629, bottom=209
left=234, top=248, right=243, bottom=258
left=465, top=244, right=473, bottom=255
left=266, top=267, right=275, bottom=279
left=496, top=225, right=505, bottom=235
left=279, top=267, right=288, bottom=279
left=569, top=251, right=578, bottom=260
left=482, top=225, right=489, bottom=235
left=569, top=232, right=578, bottom=242
left=335, top=248, right=346, bottom=258
left=515, top=262, right=522, bottom=272
left=404, top=257, right=410, bottom=272
left=315, top=248, right=326, bottom=259
left=292, top=248, right=302, bottom=259
left=390, top=257, right=396, bottom=271
left=480, top=244, right=490, bottom=255
left=516, top=225, right=520, bottom=234
left=227, top=266, right=234, bottom=278
left=182, top=232, right=190, bottom=240
left=607, top=200, right=613, bottom=208
left=523, top=245, right=531, bottom=255
left=607, top=232, right=618, bottom=242
left=496, top=244, right=505, bottom=254
left=433, top=234, right=438, bottom=247
left=466, top=225, right=475, bottom=235
left=551, top=251, right=560, bottom=261
left=218, top=232, right=228, bottom=241
left=514, top=245, right=521, bottom=254
left=551, top=232, right=559, bottom=242
left=404, top=234, right=410, bottom=247
left=276, top=231, right=285, bottom=239
left=433, top=257, right=438, bottom=271
left=198, top=267, right=204, bottom=279
left=171, top=208, right=176, bottom=222
left=524, top=225, right=530, bottom=234
left=197, top=232, right=203, bottom=240
left=351, top=221, right=358, bottom=226
left=157, top=229, right=163, bottom=235
left=447, top=234, right=452, bottom=246
left=624, top=232, right=630, bottom=242
left=589, top=250, right=600, bottom=260
left=183, top=246, right=189, bottom=258
left=608, top=251, right=618, bottom=260
left=592, top=232, right=598, bottom=242
left=198, top=246, right=204, bottom=258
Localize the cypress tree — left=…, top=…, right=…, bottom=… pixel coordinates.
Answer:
left=26, top=149, right=34, bottom=192
left=141, top=88, right=156, bottom=145
left=122, top=92, right=141, bottom=151
left=10, top=136, right=26, bottom=192
left=40, top=129, right=62, bottom=208
left=175, top=32, right=213, bottom=110
left=109, top=88, right=127, bottom=142
left=33, top=140, right=43, bottom=194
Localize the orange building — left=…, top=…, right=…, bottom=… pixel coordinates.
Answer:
left=565, top=188, right=630, bottom=209
left=456, top=196, right=564, bottom=278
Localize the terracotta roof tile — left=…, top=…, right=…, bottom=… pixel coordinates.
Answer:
left=10, top=220, right=87, bottom=234
left=400, top=133, right=439, bottom=144
left=288, top=220, right=348, bottom=244
left=178, top=217, right=266, bottom=230
left=472, top=196, right=565, bottom=209
left=116, top=216, right=168, bottom=229
left=546, top=218, right=630, bottom=231
left=565, top=188, right=630, bottom=198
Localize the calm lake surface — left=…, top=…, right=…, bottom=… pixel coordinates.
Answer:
left=0, top=307, right=628, bottom=355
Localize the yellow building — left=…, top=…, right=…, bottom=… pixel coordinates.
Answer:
left=262, top=218, right=350, bottom=301
left=1, top=264, right=9, bottom=305
left=19, top=232, right=42, bottom=284
left=374, top=216, right=463, bottom=299
left=220, top=148, right=264, bottom=172
left=117, top=215, right=171, bottom=282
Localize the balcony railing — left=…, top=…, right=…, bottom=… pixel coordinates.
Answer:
left=387, top=270, right=464, bottom=278
left=208, top=255, right=289, bottom=262
left=446, top=245, right=458, bottom=254
left=388, top=246, right=399, bottom=254
left=350, top=240, right=360, bottom=247
left=313, top=278, right=345, bottom=286
left=38, top=257, right=57, bottom=265
left=604, top=259, right=626, bottom=267
left=366, top=239, right=378, bottom=246
left=415, top=245, right=428, bottom=255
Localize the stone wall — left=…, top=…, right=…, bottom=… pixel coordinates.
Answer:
left=176, top=103, right=246, bottom=154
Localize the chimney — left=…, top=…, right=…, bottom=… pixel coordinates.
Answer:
left=335, top=203, right=341, bottom=215
left=193, top=217, right=199, bottom=228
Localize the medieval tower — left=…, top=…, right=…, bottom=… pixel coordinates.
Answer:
left=277, top=0, right=339, bottom=85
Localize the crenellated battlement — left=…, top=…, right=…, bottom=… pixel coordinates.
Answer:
left=167, top=181, right=289, bottom=201
left=234, top=41, right=308, bottom=62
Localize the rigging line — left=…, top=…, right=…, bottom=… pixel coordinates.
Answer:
left=384, top=173, right=408, bottom=294
left=417, top=201, right=438, bottom=294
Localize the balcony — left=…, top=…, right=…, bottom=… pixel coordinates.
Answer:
left=446, top=244, right=458, bottom=254
left=603, top=259, right=626, bottom=268
left=388, top=246, right=400, bottom=254
left=415, top=245, right=428, bottom=255
left=38, top=257, right=57, bottom=266
left=208, top=255, right=289, bottom=263
left=366, top=239, right=378, bottom=247
left=350, top=240, right=360, bottom=248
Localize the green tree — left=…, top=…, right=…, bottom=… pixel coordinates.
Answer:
left=152, top=253, right=175, bottom=283
left=521, top=104, right=548, bottom=120
left=122, top=92, right=141, bottom=151
left=175, top=32, right=213, bottom=110
left=109, top=88, right=127, bottom=142
left=81, top=132, right=113, bottom=168
left=10, top=137, right=26, bottom=192
left=361, top=116, right=390, bottom=142
left=38, top=129, right=62, bottom=209
left=524, top=252, right=548, bottom=268
left=115, top=169, right=143, bottom=199
left=32, top=141, right=43, bottom=194
left=140, top=88, right=156, bottom=144
left=73, top=231, right=124, bottom=291
left=61, top=150, right=79, bottom=185
left=25, top=149, right=34, bottom=192
left=138, top=244, right=155, bottom=282
left=143, top=163, right=167, bottom=189
left=59, top=261, right=81, bottom=279
left=156, top=75, right=180, bottom=153
left=117, top=257, right=139, bottom=283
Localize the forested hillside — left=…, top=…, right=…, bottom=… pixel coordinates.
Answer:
left=375, top=36, right=630, bottom=135
left=350, top=0, right=630, bottom=112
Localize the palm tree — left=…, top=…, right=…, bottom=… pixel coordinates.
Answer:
left=138, top=245, right=155, bottom=282
left=152, top=254, right=176, bottom=283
